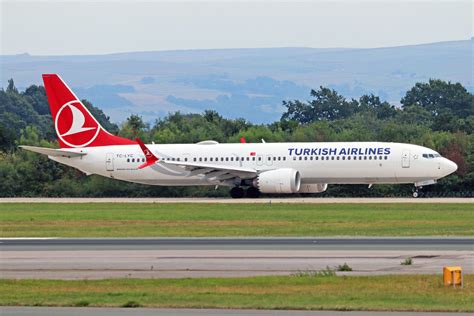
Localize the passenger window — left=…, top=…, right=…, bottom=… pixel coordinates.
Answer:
left=199, top=158, right=202, bottom=162
left=379, top=156, right=382, bottom=160
left=342, top=156, right=345, bottom=160
left=193, top=158, right=196, bottom=162
left=278, top=157, right=281, bottom=161
left=185, top=158, right=188, bottom=162
left=226, top=157, right=229, bottom=161
left=364, top=156, right=367, bottom=160
left=252, top=157, right=256, bottom=161
left=210, top=158, right=213, bottom=162
left=127, top=158, right=130, bottom=163
left=336, top=156, right=340, bottom=160
left=315, top=156, right=319, bottom=160
left=369, top=156, right=372, bottom=160
left=348, top=156, right=351, bottom=160
left=258, top=157, right=262, bottom=161
left=359, top=156, right=362, bottom=160
left=246, top=157, right=250, bottom=161
left=293, top=157, right=296, bottom=161
left=384, top=156, right=388, bottom=160
left=304, top=156, right=308, bottom=160
left=331, top=156, right=334, bottom=160
left=299, top=157, right=302, bottom=160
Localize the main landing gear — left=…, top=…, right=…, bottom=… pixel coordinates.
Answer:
left=229, top=187, right=261, bottom=199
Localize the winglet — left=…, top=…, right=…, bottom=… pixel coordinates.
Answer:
left=136, top=138, right=158, bottom=169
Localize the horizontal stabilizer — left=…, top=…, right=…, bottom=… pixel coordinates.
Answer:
left=19, top=145, right=86, bottom=158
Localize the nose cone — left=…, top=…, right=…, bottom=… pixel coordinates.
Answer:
left=442, top=158, right=458, bottom=176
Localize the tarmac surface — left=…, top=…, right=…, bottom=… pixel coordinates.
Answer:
left=1, top=307, right=472, bottom=316
left=1, top=238, right=472, bottom=279
left=1, top=197, right=473, bottom=203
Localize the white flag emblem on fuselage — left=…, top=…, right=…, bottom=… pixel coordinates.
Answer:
left=61, top=104, right=96, bottom=136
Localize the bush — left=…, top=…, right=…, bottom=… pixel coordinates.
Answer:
left=337, top=263, right=353, bottom=271
left=401, top=257, right=413, bottom=265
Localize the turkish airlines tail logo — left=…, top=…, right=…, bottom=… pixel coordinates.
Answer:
left=61, top=104, right=95, bottom=136
left=43, top=74, right=136, bottom=148
left=55, top=101, right=100, bottom=147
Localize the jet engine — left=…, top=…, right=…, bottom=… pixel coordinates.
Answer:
left=254, top=168, right=301, bottom=193
left=298, top=183, right=328, bottom=193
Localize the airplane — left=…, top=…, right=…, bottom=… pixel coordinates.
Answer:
left=21, top=74, right=458, bottom=198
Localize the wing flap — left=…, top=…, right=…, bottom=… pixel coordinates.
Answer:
left=160, top=160, right=257, bottom=177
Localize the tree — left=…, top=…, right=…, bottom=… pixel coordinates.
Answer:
left=281, top=87, right=359, bottom=123
left=401, top=79, right=474, bottom=119
left=6, top=79, right=18, bottom=94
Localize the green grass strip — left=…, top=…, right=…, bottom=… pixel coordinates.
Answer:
left=1, top=203, right=473, bottom=237
left=0, top=275, right=472, bottom=311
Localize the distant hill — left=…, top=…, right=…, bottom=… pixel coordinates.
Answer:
left=1, top=39, right=472, bottom=123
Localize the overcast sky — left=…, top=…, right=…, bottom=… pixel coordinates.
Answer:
left=1, top=0, right=472, bottom=55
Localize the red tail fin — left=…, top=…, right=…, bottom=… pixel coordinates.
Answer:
left=42, top=74, right=136, bottom=148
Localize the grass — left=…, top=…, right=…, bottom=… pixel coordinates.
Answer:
left=0, top=203, right=473, bottom=237
left=0, top=275, right=472, bottom=312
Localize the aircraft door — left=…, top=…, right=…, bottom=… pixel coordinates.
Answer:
left=106, top=153, right=114, bottom=171
left=401, top=150, right=410, bottom=168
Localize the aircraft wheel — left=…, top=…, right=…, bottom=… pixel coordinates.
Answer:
left=412, top=191, right=419, bottom=198
left=246, top=187, right=261, bottom=198
left=230, top=187, right=245, bottom=199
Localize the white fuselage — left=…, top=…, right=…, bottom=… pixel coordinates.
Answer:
left=50, top=141, right=457, bottom=190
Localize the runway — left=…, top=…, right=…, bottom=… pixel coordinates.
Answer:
left=1, top=237, right=473, bottom=249
left=1, top=197, right=473, bottom=203
left=1, top=238, right=472, bottom=279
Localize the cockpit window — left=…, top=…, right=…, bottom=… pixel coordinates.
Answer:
left=423, top=153, right=441, bottom=159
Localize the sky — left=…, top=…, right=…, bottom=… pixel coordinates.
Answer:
left=1, top=0, right=473, bottom=55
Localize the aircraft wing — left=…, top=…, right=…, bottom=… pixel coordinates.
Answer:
left=135, top=138, right=257, bottom=182
left=159, top=160, right=257, bottom=180
left=19, top=145, right=86, bottom=158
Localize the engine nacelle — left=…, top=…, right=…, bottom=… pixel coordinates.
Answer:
left=298, top=183, right=328, bottom=193
left=254, top=168, right=301, bottom=193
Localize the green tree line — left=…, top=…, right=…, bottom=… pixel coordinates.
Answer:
left=0, top=79, right=472, bottom=197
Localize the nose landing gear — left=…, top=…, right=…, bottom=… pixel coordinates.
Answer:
left=412, top=186, right=422, bottom=198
